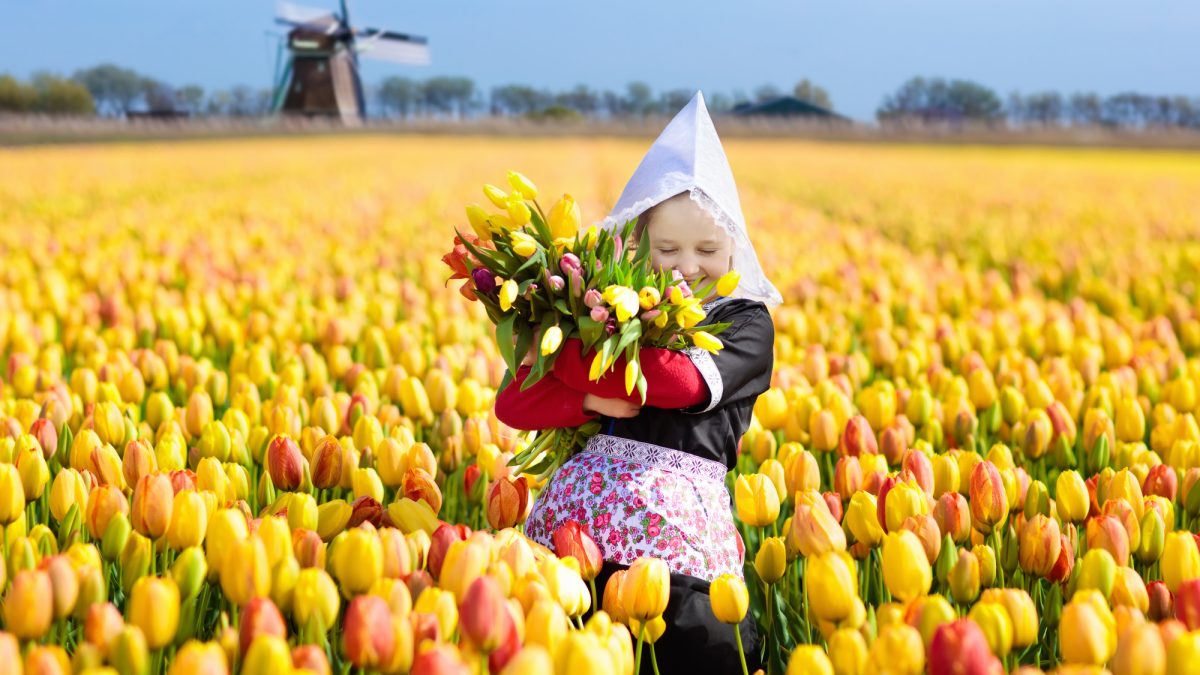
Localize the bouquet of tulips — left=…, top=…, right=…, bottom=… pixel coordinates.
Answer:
left=443, top=171, right=738, bottom=478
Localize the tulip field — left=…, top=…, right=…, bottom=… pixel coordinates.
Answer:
left=3, top=135, right=1200, bottom=675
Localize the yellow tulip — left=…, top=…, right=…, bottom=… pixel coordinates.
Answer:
left=540, top=325, right=563, bottom=356
left=735, top=474, right=780, bottom=527
left=620, top=557, right=669, bottom=621
left=1056, top=470, right=1090, bottom=523
left=716, top=271, right=741, bottom=297
left=882, top=530, right=932, bottom=602
left=692, top=331, right=724, bottom=353
left=548, top=194, right=581, bottom=240
left=1163, top=531, right=1200, bottom=593
left=709, top=574, right=749, bottom=624
left=509, top=230, right=538, bottom=257
left=755, top=536, right=787, bottom=584
left=331, top=527, right=384, bottom=597
left=805, top=551, right=858, bottom=623
left=128, top=576, right=180, bottom=649
left=507, top=170, right=538, bottom=200
left=787, top=645, right=833, bottom=675
left=499, top=279, right=518, bottom=312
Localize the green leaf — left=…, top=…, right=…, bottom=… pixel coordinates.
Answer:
left=496, top=312, right=517, bottom=374
left=530, top=206, right=553, bottom=243
left=554, top=299, right=571, bottom=315
left=514, top=323, right=533, bottom=373
left=578, top=316, right=604, bottom=350
left=615, top=319, right=642, bottom=355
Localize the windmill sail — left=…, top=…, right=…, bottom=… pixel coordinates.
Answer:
left=275, top=1, right=339, bottom=29
left=354, top=29, right=431, bottom=65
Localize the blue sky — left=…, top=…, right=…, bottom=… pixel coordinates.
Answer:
left=4, top=1, right=1197, bottom=121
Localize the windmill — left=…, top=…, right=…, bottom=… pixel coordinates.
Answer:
left=272, top=0, right=430, bottom=124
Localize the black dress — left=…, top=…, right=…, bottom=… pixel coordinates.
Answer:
left=592, top=297, right=774, bottom=674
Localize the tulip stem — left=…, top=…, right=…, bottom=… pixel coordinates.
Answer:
left=650, top=642, right=661, bottom=675
left=733, top=623, right=750, bottom=675
left=588, top=577, right=598, bottom=612
left=634, top=623, right=646, bottom=674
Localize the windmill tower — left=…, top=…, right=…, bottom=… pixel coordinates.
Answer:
left=272, top=1, right=430, bottom=124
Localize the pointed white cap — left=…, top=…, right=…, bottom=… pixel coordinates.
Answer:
left=599, top=91, right=782, bottom=307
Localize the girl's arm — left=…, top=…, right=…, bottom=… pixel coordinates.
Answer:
left=551, top=338, right=709, bottom=409
left=677, top=304, right=775, bottom=414
left=494, top=364, right=598, bottom=431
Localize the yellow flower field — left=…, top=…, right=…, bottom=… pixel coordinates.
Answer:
left=1, top=135, right=1200, bottom=674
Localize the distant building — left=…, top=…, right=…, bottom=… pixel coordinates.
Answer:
left=730, top=96, right=845, bottom=120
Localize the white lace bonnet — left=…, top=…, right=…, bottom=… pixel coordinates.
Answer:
left=597, top=91, right=783, bottom=307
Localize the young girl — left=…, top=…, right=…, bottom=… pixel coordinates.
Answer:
left=495, top=91, right=781, bottom=674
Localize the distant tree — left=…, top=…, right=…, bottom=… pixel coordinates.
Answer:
left=490, top=84, right=550, bottom=116
left=205, top=90, right=233, bottom=116
left=141, top=78, right=177, bottom=113
left=1065, top=92, right=1101, bottom=126
left=30, top=73, right=94, bottom=114
left=72, top=63, right=143, bottom=116
left=176, top=85, right=205, bottom=115
left=793, top=79, right=832, bottom=109
left=625, top=81, right=654, bottom=116
left=0, top=74, right=36, bottom=112
left=555, top=84, right=599, bottom=115
left=379, top=76, right=417, bottom=118
left=753, top=84, right=782, bottom=103
left=1025, top=92, right=1064, bottom=126
left=877, top=76, right=1002, bottom=124
left=707, top=92, right=733, bottom=113
left=421, top=77, right=475, bottom=118
left=659, top=89, right=693, bottom=115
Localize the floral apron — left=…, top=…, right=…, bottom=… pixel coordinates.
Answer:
left=525, top=434, right=744, bottom=582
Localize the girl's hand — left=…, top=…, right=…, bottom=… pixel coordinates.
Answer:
left=583, top=393, right=641, bottom=418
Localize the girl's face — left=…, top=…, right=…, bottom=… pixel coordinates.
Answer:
left=645, top=194, right=733, bottom=290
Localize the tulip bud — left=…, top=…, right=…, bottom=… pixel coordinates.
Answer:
left=128, top=576, right=180, bottom=650
left=928, top=619, right=1003, bottom=675
left=949, top=549, right=981, bottom=604
left=755, top=537, right=787, bottom=585
left=458, top=575, right=508, bottom=653
left=332, top=526, right=384, bottom=597
left=343, top=594, right=396, bottom=667
left=552, top=520, right=603, bottom=581
left=4, top=568, right=53, bottom=639
left=969, top=461, right=1008, bottom=534
left=1164, top=531, right=1200, bottom=593
left=620, top=557, right=669, bottom=621
left=111, top=626, right=150, bottom=675
left=486, top=476, right=529, bottom=530
left=806, top=551, right=858, bottom=623
left=266, top=434, right=304, bottom=492
left=1018, top=514, right=1061, bottom=578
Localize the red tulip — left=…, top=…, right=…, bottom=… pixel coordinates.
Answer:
left=839, top=415, right=878, bottom=457
left=344, top=595, right=396, bottom=668
left=292, top=645, right=331, bottom=675
left=239, top=597, right=287, bottom=657
left=428, top=523, right=465, bottom=579
left=267, top=434, right=304, bottom=491
left=412, top=643, right=470, bottom=675
left=347, top=496, right=384, bottom=529
left=1148, top=580, right=1174, bottom=621
left=458, top=576, right=509, bottom=652
left=1144, top=465, right=1178, bottom=501
left=552, top=520, right=603, bottom=581
left=928, top=619, right=1004, bottom=675
left=1176, top=579, right=1200, bottom=630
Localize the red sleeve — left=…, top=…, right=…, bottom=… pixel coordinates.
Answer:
left=551, top=338, right=709, bottom=409
left=495, top=365, right=598, bottom=431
